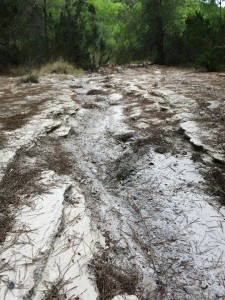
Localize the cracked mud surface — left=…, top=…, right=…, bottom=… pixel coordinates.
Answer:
left=0, top=66, right=225, bottom=300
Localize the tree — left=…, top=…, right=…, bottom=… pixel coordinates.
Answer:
left=140, top=0, right=182, bottom=64
left=54, top=0, right=103, bottom=68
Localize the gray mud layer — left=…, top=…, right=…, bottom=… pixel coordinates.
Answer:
left=0, top=66, right=225, bottom=300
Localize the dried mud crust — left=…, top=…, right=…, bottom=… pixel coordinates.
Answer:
left=0, top=67, right=225, bottom=300
left=111, top=67, right=225, bottom=204
left=0, top=148, right=41, bottom=244
left=69, top=67, right=225, bottom=300
left=0, top=137, right=73, bottom=244
left=159, top=68, right=225, bottom=156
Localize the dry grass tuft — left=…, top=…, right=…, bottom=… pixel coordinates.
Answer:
left=6, top=65, right=28, bottom=76
left=39, top=59, right=83, bottom=76
left=205, top=166, right=225, bottom=204
left=114, top=132, right=135, bottom=143
left=132, top=132, right=171, bottom=154
left=0, top=133, right=7, bottom=149
left=93, top=250, right=139, bottom=300
left=81, top=102, right=100, bottom=109
left=42, top=277, right=79, bottom=300
left=20, top=73, right=39, bottom=84
left=43, top=284, right=61, bottom=300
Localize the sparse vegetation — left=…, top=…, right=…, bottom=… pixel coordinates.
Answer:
left=93, top=250, right=139, bottom=300
left=205, top=166, right=225, bottom=204
left=26, top=137, right=74, bottom=176
left=42, top=278, right=78, bottom=300
left=20, top=73, right=39, bottom=84
left=2, top=113, right=32, bottom=130
left=81, top=102, right=100, bottom=109
left=0, top=150, right=42, bottom=244
left=0, top=133, right=6, bottom=150
left=6, top=66, right=28, bottom=76
left=0, top=97, right=48, bottom=131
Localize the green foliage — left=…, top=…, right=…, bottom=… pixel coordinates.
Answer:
left=134, top=0, right=225, bottom=68
left=0, top=0, right=104, bottom=69
left=197, top=47, right=225, bottom=71
left=0, top=0, right=225, bottom=70
left=89, top=0, right=130, bottom=63
left=183, top=12, right=213, bottom=61
left=183, top=7, right=225, bottom=69
left=54, top=0, right=103, bottom=69
left=139, top=0, right=183, bottom=63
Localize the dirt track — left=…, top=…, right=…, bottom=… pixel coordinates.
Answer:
left=0, top=66, right=225, bottom=300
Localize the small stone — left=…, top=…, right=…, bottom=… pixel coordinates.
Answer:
left=216, top=291, right=225, bottom=298
left=174, top=208, right=182, bottom=215
left=7, top=281, right=15, bottom=290
left=160, top=106, right=170, bottom=111
left=200, top=281, right=208, bottom=289
left=132, top=194, right=138, bottom=200
left=141, top=275, right=157, bottom=293
left=69, top=110, right=77, bottom=115
left=87, top=89, right=104, bottom=95
left=183, top=285, right=198, bottom=294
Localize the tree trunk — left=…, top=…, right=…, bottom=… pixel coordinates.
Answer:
left=43, top=0, right=48, bottom=60
left=155, top=0, right=164, bottom=64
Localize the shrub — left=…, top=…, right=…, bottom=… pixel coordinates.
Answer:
left=196, top=47, right=225, bottom=71
left=20, top=73, right=39, bottom=83
left=39, top=59, right=83, bottom=75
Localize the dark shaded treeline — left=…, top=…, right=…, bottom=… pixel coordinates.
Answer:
left=0, top=0, right=104, bottom=70
left=0, top=0, right=225, bottom=71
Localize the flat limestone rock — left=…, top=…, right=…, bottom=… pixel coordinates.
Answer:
left=141, top=275, right=157, bottom=293
left=49, top=125, right=71, bottom=137
left=180, top=120, right=199, bottom=134
left=180, top=121, right=224, bottom=162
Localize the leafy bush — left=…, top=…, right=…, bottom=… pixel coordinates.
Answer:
left=197, top=47, right=225, bottom=71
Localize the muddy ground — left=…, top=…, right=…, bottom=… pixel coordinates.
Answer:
left=0, top=65, right=225, bottom=300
